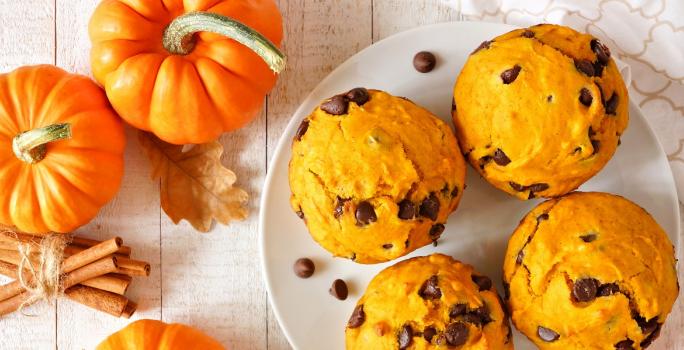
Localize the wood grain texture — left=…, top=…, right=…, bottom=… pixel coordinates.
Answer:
left=0, top=2, right=56, bottom=349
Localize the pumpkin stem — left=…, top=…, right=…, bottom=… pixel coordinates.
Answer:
left=13, top=123, right=72, bottom=164
left=163, top=11, right=286, bottom=73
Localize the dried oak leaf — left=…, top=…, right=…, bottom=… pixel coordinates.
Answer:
left=138, top=132, right=249, bottom=232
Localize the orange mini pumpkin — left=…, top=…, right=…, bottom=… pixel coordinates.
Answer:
left=89, top=0, right=285, bottom=145
left=97, top=319, right=225, bottom=350
left=0, top=65, right=126, bottom=234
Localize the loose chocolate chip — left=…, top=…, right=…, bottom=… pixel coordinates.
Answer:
left=293, top=258, right=315, bottom=278
left=413, top=51, right=437, bottom=73
left=423, top=326, right=437, bottom=342
left=345, top=87, right=370, bottom=106
left=598, top=283, right=619, bottom=296
left=320, top=95, right=349, bottom=115
left=445, top=322, right=469, bottom=346
left=347, top=304, right=365, bottom=328
left=429, top=224, right=445, bottom=238
left=382, top=243, right=393, bottom=249
left=591, top=39, right=611, bottom=64
left=537, top=326, right=560, bottom=342
left=605, top=92, right=619, bottom=115
left=580, top=233, right=597, bottom=242
left=640, top=323, right=661, bottom=348
left=418, top=275, right=442, bottom=300
left=451, top=187, right=459, bottom=197
left=329, top=279, right=348, bottom=300
left=398, top=324, right=413, bottom=350
left=527, top=183, right=549, bottom=193
left=355, top=201, right=377, bottom=226
left=516, top=250, right=524, bottom=264
left=579, top=88, right=593, bottom=106
left=295, top=119, right=309, bottom=141
left=493, top=148, right=511, bottom=166
left=573, top=278, right=599, bottom=302
left=522, top=29, right=535, bottom=38
left=615, top=339, right=635, bottom=350
left=397, top=199, right=416, bottom=220
left=472, top=40, right=491, bottom=54
left=591, top=139, right=601, bottom=153
left=419, top=193, right=440, bottom=221
left=296, top=210, right=305, bottom=219
left=509, top=182, right=525, bottom=192
left=464, top=305, right=492, bottom=325
left=334, top=197, right=348, bottom=218
left=575, top=59, right=595, bottom=77
left=472, top=275, right=492, bottom=291
left=501, top=65, right=522, bottom=84
left=537, top=213, right=549, bottom=222
left=450, top=303, right=467, bottom=318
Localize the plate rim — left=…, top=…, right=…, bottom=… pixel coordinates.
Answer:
left=258, top=20, right=681, bottom=349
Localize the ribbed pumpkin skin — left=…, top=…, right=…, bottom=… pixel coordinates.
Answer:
left=0, top=65, right=125, bottom=234
left=88, top=0, right=284, bottom=145
left=97, top=320, right=225, bottom=350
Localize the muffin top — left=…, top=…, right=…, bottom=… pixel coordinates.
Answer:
left=289, top=89, right=465, bottom=264
left=345, top=254, right=513, bottom=349
left=453, top=24, right=629, bottom=199
left=503, top=192, right=678, bottom=349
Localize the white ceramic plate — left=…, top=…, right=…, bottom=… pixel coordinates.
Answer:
left=259, top=21, right=680, bottom=350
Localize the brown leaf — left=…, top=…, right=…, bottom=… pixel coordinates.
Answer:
left=138, top=132, right=249, bottom=232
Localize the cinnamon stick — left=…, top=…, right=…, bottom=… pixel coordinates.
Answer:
left=64, top=285, right=128, bottom=317
left=62, top=256, right=118, bottom=290
left=64, top=245, right=129, bottom=260
left=80, top=274, right=131, bottom=295
left=116, top=257, right=150, bottom=277
left=0, top=291, right=30, bottom=316
left=70, top=236, right=131, bottom=257
left=121, top=301, right=137, bottom=319
left=62, top=237, right=122, bottom=273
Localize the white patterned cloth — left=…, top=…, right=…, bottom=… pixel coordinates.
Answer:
left=443, top=0, right=684, bottom=201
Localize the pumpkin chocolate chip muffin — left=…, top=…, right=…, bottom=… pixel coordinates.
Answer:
left=345, top=254, right=513, bottom=349
left=503, top=192, right=679, bottom=349
left=289, top=88, right=466, bottom=264
left=453, top=24, right=629, bottom=200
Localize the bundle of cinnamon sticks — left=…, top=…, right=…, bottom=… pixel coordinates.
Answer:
left=0, top=229, right=150, bottom=318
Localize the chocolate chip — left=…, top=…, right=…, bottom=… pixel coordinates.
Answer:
left=537, top=326, right=560, bottom=342
left=547, top=95, right=553, bottom=102
left=528, top=183, right=549, bottom=193
left=509, top=182, right=525, bottom=192
left=522, top=29, right=535, bottom=38
left=580, top=233, right=597, bottom=242
left=293, top=258, right=315, bottom=278
left=296, top=210, right=305, bottom=219
left=478, top=155, right=492, bottom=170
left=588, top=126, right=597, bottom=137
left=355, top=201, right=377, bottom=226
left=345, top=88, right=370, bottom=106
left=404, top=239, right=410, bottom=248
left=419, top=193, right=440, bottom=221
left=640, top=323, right=661, bottom=348
left=591, top=139, right=601, bottom=153
left=423, top=326, right=437, bottom=342
left=450, top=303, right=467, bottom=318
left=397, top=199, right=416, bottom=220
left=451, top=98, right=457, bottom=112
left=501, top=65, right=522, bottom=84
left=429, top=224, right=445, bottom=238
left=493, top=148, right=511, bottom=165
left=398, top=324, right=413, bottom=349
left=382, top=243, right=393, bottom=249
left=606, top=92, right=619, bottom=115
left=418, top=275, right=442, bottom=300
left=347, top=304, right=365, bottom=328
left=537, top=213, right=549, bottom=222
left=516, top=250, right=524, bottom=264
left=575, top=59, right=595, bottom=77
left=295, top=119, right=309, bottom=141
left=472, top=275, right=492, bottom=291
left=472, top=40, right=491, bottom=54
left=334, top=197, right=348, bottom=218
left=350, top=253, right=356, bottom=261
left=451, top=187, right=459, bottom=197
left=503, top=281, right=511, bottom=299
left=320, top=95, right=349, bottom=115
left=445, top=322, right=468, bottom=346
left=598, top=283, right=619, bottom=296
left=464, top=305, right=492, bottom=325
left=593, top=60, right=605, bottom=77
left=573, top=278, right=599, bottom=302
left=329, top=279, right=348, bottom=300
left=580, top=88, right=593, bottom=106
left=615, top=339, right=634, bottom=350
left=591, top=39, right=611, bottom=65
left=634, top=314, right=659, bottom=335
left=413, top=51, right=436, bottom=73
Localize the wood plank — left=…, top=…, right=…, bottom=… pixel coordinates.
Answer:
left=54, top=1, right=162, bottom=348
left=266, top=0, right=373, bottom=348
left=160, top=108, right=267, bottom=349
left=0, top=1, right=56, bottom=349
left=372, top=0, right=462, bottom=42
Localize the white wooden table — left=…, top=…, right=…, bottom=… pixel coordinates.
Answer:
left=0, top=1, right=681, bottom=349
